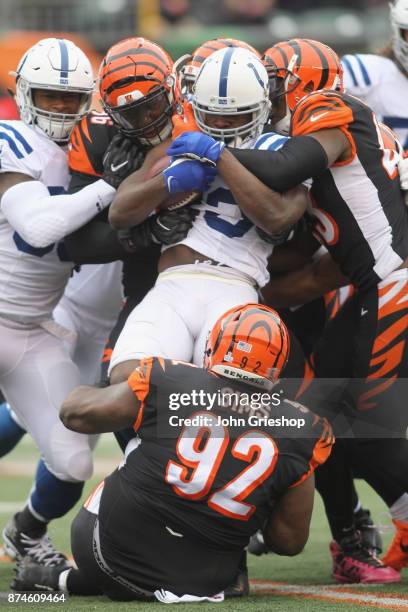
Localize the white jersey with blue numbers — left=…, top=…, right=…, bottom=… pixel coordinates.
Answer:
left=0, top=120, right=72, bottom=324
left=165, top=132, right=289, bottom=287
left=342, top=54, right=408, bottom=150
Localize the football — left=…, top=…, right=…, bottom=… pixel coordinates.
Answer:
left=147, top=155, right=201, bottom=211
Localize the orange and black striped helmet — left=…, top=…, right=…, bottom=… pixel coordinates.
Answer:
left=99, top=37, right=178, bottom=145
left=181, top=38, right=260, bottom=93
left=204, top=303, right=290, bottom=390
left=262, top=39, right=343, bottom=133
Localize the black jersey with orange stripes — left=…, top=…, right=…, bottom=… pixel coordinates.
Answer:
left=102, top=357, right=333, bottom=550
left=291, top=90, right=408, bottom=291
left=68, top=111, right=118, bottom=188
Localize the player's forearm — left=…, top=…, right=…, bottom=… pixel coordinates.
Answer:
left=1, top=179, right=115, bottom=248
left=228, top=135, right=329, bottom=192
left=109, top=173, right=167, bottom=229
left=262, top=253, right=349, bottom=308
left=263, top=474, right=314, bottom=555
left=64, top=218, right=128, bottom=264
left=218, top=149, right=308, bottom=234
left=60, top=383, right=135, bottom=434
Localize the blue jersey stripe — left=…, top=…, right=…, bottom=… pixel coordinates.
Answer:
left=0, top=132, right=24, bottom=158
left=219, top=48, right=234, bottom=97
left=341, top=56, right=358, bottom=87
left=255, top=133, right=288, bottom=150
left=355, top=54, right=371, bottom=86
left=58, top=39, right=69, bottom=81
left=0, top=123, right=33, bottom=155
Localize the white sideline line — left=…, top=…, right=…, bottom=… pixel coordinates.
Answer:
left=251, top=581, right=408, bottom=608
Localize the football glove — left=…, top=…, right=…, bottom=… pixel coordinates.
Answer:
left=117, top=206, right=197, bottom=253
left=398, top=155, right=408, bottom=192
left=163, top=157, right=216, bottom=193
left=167, top=132, right=225, bottom=166
left=150, top=206, right=198, bottom=245
left=102, top=133, right=144, bottom=190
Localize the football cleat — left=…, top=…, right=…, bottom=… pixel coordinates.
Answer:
left=354, top=507, right=383, bottom=555
left=11, top=557, right=63, bottom=592
left=382, top=519, right=408, bottom=570
left=3, top=515, right=70, bottom=568
left=224, top=570, right=249, bottom=598
left=224, top=552, right=249, bottom=598
left=330, top=531, right=400, bottom=584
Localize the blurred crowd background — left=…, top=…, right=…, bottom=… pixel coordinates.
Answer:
left=0, top=0, right=392, bottom=118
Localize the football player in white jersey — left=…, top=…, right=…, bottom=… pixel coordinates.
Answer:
left=342, top=0, right=408, bottom=151
left=0, top=38, right=122, bottom=567
left=107, top=47, right=308, bottom=382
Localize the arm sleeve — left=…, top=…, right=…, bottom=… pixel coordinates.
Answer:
left=228, top=135, right=328, bottom=192
left=1, top=178, right=116, bottom=248
left=63, top=214, right=129, bottom=264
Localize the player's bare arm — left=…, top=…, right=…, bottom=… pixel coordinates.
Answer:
left=218, top=148, right=310, bottom=234
left=108, top=141, right=170, bottom=229
left=60, top=378, right=140, bottom=434
left=262, top=251, right=350, bottom=309
left=263, top=473, right=315, bottom=556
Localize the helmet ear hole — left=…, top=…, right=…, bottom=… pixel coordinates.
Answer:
left=303, top=80, right=314, bottom=93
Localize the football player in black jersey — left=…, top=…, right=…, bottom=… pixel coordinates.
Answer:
left=164, top=38, right=408, bottom=583
left=64, top=37, right=199, bottom=450
left=12, top=304, right=333, bottom=600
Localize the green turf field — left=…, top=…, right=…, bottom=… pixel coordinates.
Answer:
left=1, top=436, right=407, bottom=611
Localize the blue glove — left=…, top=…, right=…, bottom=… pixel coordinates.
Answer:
left=167, top=132, right=225, bottom=166
left=163, top=157, right=217, bottom=193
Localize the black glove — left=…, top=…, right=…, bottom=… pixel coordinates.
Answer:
left=117, top=221, right=153, bottom=254
left=117, top=206, right=197, bottom=253
left=149, top=206, right=197, bottom=246
left=102, top=133, right=144, bottom=189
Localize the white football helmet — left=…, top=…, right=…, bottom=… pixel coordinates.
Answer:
left=390, top=0, right=408, bottom=73
left=192, top=47, right=270, bottom=146
left=14, top=38, right=94, bottom=143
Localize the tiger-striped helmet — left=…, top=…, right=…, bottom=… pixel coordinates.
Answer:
left=204, top=303, right=290, bottom=390
left=99, top=37, right=178, bottom=146
left=262, top=38, right=343, bottom=134
left=181, top=38, right=260, bottom=93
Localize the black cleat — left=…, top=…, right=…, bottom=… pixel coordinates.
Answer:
left=224, top=569, right=249, bottom=598
left=355, top=508, right=383, bottom=555
left=11, top=557, right=64, bottom=592
left=3, top=515, right=70, bottom=568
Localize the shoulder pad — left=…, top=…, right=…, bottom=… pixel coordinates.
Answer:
left=254, top=132, right=289, bottom=151
left=0, top=121, right=39, bottom=177
left=291, top=91, right=353, bottom=136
